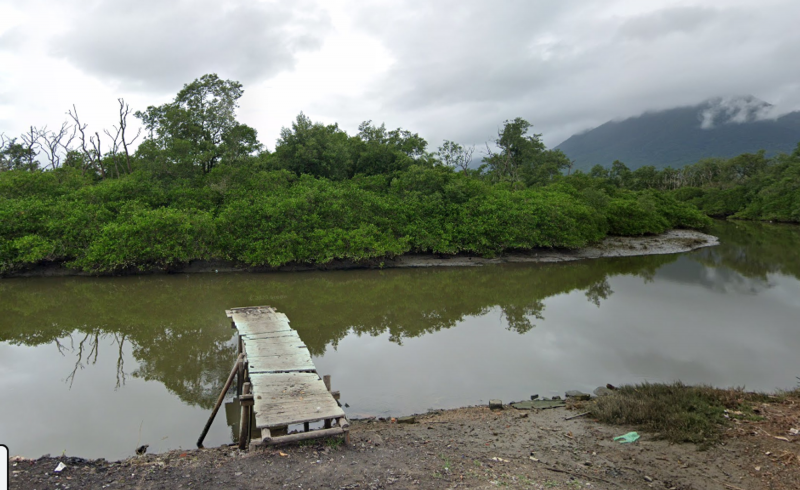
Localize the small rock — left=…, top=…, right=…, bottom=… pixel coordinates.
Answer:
left=489, top=400, right=503, bottom=410
left=530, top=394, right=539, bottom=400
left=565, top=391, right=591, bottom=401
left=594, top=386, right=614, bottom=397
left=644, top=475, right=653, bottom=482
left=397, top=416, right=416, bottom=424
left=551, top=396, right=561, bottom=401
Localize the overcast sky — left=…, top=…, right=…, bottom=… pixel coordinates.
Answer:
left=2, top=0, right=800, bottom=151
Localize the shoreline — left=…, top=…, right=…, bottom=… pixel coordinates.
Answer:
left=2, top=229, right=719, bottom=278
left=8, top=386, right=799, bottom=490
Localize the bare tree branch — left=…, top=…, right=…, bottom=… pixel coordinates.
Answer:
left=34, top=122, right=75, bottom=170
left=68, top=105, right=107, bottom=178
left=118, top=98, right=141, bottom=174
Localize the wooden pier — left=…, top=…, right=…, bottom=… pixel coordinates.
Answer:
left=198, top=306, right=348, bottom=449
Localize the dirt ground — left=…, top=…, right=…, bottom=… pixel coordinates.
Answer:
left=10, top=396, right=799, bottom=490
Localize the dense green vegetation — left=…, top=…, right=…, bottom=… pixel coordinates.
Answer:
left=581, top=147, right=800, bottom=223
left=0, top=74, right=710, bottom=274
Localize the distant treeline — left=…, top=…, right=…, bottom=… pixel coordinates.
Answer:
left=585, top=147, right=800, bottom=222
left=0, top=73, right=739, bottom=274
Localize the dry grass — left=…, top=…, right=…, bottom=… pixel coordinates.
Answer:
left=589, top=382, right=767, bottom=448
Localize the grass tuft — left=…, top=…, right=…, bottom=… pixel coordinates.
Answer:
left=589, top=382, right=759, bottom=448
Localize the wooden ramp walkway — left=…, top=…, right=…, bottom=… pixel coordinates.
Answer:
left=222, top=306, right=349, bottom=448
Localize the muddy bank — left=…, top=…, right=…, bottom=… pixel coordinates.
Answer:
left=3, top=229, right=718, bottom=277
left=9, top=396, right=799, bottom=490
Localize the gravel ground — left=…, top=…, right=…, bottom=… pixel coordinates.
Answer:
left=10, top=396, right=799, bottom=490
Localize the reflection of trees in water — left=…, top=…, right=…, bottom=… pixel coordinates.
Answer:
left=56, top=329, right=128, bottom=390
left=585, top=279, right=613, bottom=307
left=130, top=327, right=237, bottom=410
left=0, top=251, right=687, bottom=408
left=692, top=221, right=800, bottom=281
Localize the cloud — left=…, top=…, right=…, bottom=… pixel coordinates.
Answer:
left=313, top=0, right=800, bottom=148
left=618, top=6, right=718, bottom=41
left=50, top=0, right=331, bottom=93
left=698, top=96, right=775, bottom=129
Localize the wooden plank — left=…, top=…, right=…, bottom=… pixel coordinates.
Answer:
left=244, top=339, right=306, bottom=350
left=227, top=306, right=275, bottom=316
left=254, top=394, right=339, bottom=408
left=250, top=372, right=345, bottom=428
left=254, top=406, right=344, bottom=428
left=263, top=426, right=344, bottom=445
left=245, top=340, right=310, bottom=357
left=231, top=311, right=291, bottom=337
left=241, top=330, right=300, bottom=342
left=249, top=372, right=324, bottom=389
left=244, top=342, right=309, bottom=359
left=248, top=358, right=316, bottom=373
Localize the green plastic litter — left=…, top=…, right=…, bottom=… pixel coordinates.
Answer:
left=613, top=432, right=640, bottom=443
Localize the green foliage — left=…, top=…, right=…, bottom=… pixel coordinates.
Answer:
left=135, top=74, right=260, bottom=175
left=273, top=113, right=352, bottom=180
left=482, top=117, right=570, bottom=186
left=74, top=206, right=215, bottom=272
left=0, top=137, right=39, bottom=172
left=0, top=76, right=720, bottom=274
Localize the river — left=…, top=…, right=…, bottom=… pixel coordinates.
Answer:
left=1, top=220, right=799, bottom=460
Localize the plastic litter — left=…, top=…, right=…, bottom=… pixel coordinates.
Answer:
left=613, top=432, right=640, bottom=443
left=54, top=462, right=67, bottom=472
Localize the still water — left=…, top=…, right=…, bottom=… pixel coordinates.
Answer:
left=1, top=221, right=799, bottom=460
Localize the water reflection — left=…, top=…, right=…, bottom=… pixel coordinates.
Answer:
left=0, top=254, right=679, bottom=404
left=1, top=220, right=799, bottom=459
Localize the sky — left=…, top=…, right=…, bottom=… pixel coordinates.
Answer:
left=2, top=0, right=800, bottom=152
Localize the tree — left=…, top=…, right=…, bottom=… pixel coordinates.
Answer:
left=437, top=140, right=475, bottom=172
left=589, top=164, right=609, bottom=179
left=135, top=74, right=259, bottom=174
left=273, top=113, right=352, bottom=180
left=482, top=118, right=567, bottom=186
left=0, top=134, right=39, bottom=172
left=609, top=160, right=632, bottom=188
left=348, top=121, right=429, bottom=177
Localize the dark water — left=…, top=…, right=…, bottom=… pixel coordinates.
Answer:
left=1, top=221, right=799, bottom=460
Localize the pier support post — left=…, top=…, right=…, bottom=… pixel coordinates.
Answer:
left=239, top=382, right=253, bottom=450
left=236, top=335, right=244, bottom=395
left=324, top=375, right=332, bottom=429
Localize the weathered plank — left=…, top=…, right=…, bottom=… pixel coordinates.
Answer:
left=227, top=307, right=291, bottom=337
left=243, top=341, right=308, bottom=359
left=249, top=372, right=345, bottom=428
left=241, top=330, right=301, bottom=342
left=262, top=426, right=344, bottom=445
left=248, top=358, right=316, bottom=374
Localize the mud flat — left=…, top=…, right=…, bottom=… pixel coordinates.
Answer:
left=392, top=229, right=719, bottom=268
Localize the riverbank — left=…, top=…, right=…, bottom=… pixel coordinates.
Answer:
left=9, top=386, right=799, bottom=490
left=2, top=229, right=718, bottom=277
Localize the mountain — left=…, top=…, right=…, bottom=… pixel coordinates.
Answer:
left=556, top=96, right=800, bottom=171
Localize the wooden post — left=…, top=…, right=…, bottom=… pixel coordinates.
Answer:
left=304, top=421, right=310, bottom=432
left=197, top=353, right=243, bottom=448
left=236, top=335, right=244, bottom=396
left=323, top=375, right=332, bottom=429
left=239, top=382, right=253, bottom=450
